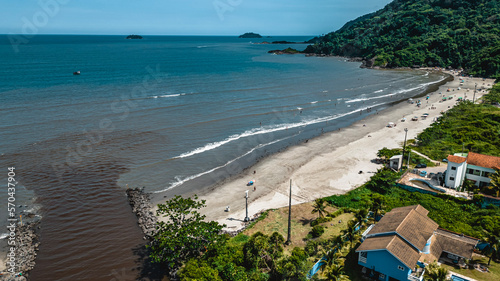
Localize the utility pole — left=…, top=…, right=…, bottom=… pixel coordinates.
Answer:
left=402, top=128, right=408, bottom=170
left=473, top=83, right=477, bottom=103
left=407, top=149, right=411, bottom=167
left=244, top=190, right=250, bottom=222
left=286, top=179, right=292, bottom=245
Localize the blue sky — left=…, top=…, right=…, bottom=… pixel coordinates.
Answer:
left=1, top=0, right=393, bottom=35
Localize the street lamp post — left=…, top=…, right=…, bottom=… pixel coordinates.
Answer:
left=402, top=128, right=408, bottom=170
left=244, top=190, right=250, bottom=222
left=473, top=83, right=477, bottom=103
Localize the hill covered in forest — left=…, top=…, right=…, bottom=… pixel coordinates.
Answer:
left=304, top=0, right=500, bottom=79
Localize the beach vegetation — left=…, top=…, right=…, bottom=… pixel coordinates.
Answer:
left=311, top=225, right=325, bottom=238
left=414, top=101, right=500, bottom=160
left=484, top=83, right=500, bottom=104
left=482, top=233, right=500, bottom=266
left=489, top=168, right=500, bottom=197
left=424, top=261, right=449, bottom=281
left=304, top=0, right=500, bottom=79
left=149, top=195, right=226, bottom=273
left=311, top=198, right=327, bottom=218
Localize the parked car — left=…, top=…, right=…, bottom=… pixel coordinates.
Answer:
left=416, top=163, right=427, bottom=168
left=420, top=170, right=428, bottom=177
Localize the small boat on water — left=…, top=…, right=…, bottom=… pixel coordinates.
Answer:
left=73, top=71, right=81, bottom=75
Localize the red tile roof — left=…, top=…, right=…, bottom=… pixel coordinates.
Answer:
left=447, top=155, right=466, bottom=164
left=467, top=152, right=500, bottom=170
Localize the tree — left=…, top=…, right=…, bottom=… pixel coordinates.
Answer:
left=462, top=177, right=476, bottom=194
left=324, top=263, right=349, bottom=281
left=370, top=194, right=386, bottom=221
left=312, top=198, right=327, bottom=219
left=366, top=168, right=399, bottom=193
left=489, top=168, right=500, bottom=198
left=177, top=259, right=222, bottom=281
left=149, top=195, right=226, bottom=274
left=280, top=247, right=308, bottom=281
left=341, top=220, right=360, bottom=249
left=424, top=262, right=449, bottom=281
left=354, top=209, right=369, bottom=228
left=377, top=147, right=397, bottom=164
left=243, top=232, right=284, bottom=274
left=482, top=233, right=500, bottom=266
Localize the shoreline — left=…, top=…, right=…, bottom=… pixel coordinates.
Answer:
left=151, top=69, right=495, bottom=231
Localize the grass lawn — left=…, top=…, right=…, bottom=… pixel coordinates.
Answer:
left=243, top=201, right=354, bottom=250
left=440, top=254, right=500, bottom=281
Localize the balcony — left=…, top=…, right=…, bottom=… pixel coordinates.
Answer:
left=408, top=268, right=425, bottom=281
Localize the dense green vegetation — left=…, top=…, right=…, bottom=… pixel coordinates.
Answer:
left=326, top=169, right=500, bottom=240
left=304, top=0, right=500, bottom=79
left=414, top=100, right=500, bottom=161
left=485, top=83, right=500, bottom=104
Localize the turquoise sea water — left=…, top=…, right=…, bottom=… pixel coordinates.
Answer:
left=0, top=35, right=446, bottom=280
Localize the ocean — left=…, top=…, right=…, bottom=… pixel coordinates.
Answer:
left=0, top=35, right=446, bottom=280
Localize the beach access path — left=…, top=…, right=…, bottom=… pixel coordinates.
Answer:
left=152, top=70, right=495, bottom=231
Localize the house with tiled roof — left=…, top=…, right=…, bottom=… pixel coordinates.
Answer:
left=445, top=152, right=500, bottom=190
left=356, top=205, right=478, bottom=281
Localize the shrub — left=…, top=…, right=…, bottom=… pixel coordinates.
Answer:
left=311, top=225, right=325, bottom=238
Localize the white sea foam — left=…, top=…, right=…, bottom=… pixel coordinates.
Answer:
left=174, top=103, right=385, bottom=159
left=153, top=136, right=294, bottom=193
left=0, top=233, right=8, bottom=239
left=310, top=101, right=318, bottom=104
left=346, top=78, right=446, bottom=104
left=149, top=93, right=185, bottom=99
left=374, top=89, right=384, bottom=93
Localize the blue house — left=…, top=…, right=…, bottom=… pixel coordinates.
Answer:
left=356, top=205, right=478, bottom=281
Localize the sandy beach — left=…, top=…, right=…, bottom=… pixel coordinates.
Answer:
left=152, top=69, right=496, bottom=231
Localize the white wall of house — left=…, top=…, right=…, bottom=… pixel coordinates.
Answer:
left=445, top=161, right=467, bottom=189
left=464, top=164, right=495, bottom=188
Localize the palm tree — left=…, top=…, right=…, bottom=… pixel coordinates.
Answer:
left=482, top=233, right=500, bottom=266
left=325, top=263, right=349, bottom=281
left=424, top=261, right=449, bottom=281
left=370, top=194, right=385, bottom=221
left=341, top=220, right=360, bottom=250
left=489, top=168, right=500, bottom=197
left=354, top=209, right=369, bottom=228
left=311, top=198, right=327, bottom=219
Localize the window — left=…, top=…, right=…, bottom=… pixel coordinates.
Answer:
left=482, top=171, right=491, bottom=178
left=398, top=265, right=405, bottom=271
left=451, top=166, right=457, bottom=170
left=359, top=251, right=367, bottom=263
left=450, top=177, right=455, bottom=181
left=467, top=169, right=480, bottom=176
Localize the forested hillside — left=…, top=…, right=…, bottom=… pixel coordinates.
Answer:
left=305, top=0, right=500, bottom=79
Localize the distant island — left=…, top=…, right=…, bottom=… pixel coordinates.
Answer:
left=126, top=35, right=143, bottom=39
left=238, top=32, right=262, bottom=38
left=268, top=47, right=301, bottom=55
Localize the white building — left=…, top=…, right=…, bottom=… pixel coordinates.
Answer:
left=445, top=152, right=500, bottom=190
left=445, top=155, right=467, bottom=189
